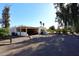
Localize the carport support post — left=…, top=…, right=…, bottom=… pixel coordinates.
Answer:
left=20, top=26, right=21, bottom=36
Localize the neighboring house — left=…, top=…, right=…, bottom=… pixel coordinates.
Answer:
left=10, top=26, right=48, bottom=36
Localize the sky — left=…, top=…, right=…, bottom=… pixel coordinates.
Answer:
left=0, top=3, right=58, bottom=29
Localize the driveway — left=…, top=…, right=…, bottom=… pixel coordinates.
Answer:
left=0, top=34, right=79, bottom=56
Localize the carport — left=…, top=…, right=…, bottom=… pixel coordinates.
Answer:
left=27, top=27, right=38, bottom=35
left=16, top=26, right=38, bottom=36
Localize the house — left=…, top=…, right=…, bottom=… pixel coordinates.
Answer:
left=10, top=26, right=48, bottom=36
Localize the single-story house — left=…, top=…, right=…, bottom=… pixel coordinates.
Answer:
left=10, top=26, right=48, bottom=36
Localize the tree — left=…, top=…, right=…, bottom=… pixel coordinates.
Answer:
left=43, top=23, right=45, bottom=27
left=2, top=6, right=10, bottom=29
left=0, top=28, right=9, bottom=36
left=49, top=26, right=55, bottom=30
left=40, top=21, right=45, bottom=27
left=54, top=3, right=79, bottom=33
left=40, top=21, right=42, bottom=26
left=0, top=6, right=10, bottom=36
left=47, top=26, right=55, bottom=33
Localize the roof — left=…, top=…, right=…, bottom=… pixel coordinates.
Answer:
left=16, top=26, right=39, bottom=29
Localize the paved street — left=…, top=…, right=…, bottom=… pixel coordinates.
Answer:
left=0, top=34, right=79, bottom=56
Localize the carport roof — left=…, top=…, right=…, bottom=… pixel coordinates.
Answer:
left=16, top=26, right=39, bottom=29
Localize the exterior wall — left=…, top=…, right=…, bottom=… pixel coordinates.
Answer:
left=10, top=27, right=17, bottom=35
left=10, top=26, right=48, bottom=36
left=10, top=27, right=17, bottom=33
left=17, top=32, right=28, bottom=36
left=16, top=27, right=28, bottom=36
left=38, top=27, right=41, bottom=34
left=38, top=26, right=48, bottom=35
left=10, top=26, right=28, bottom=36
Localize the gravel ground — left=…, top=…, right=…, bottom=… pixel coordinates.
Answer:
left=0, top=34, right=79, bottom=56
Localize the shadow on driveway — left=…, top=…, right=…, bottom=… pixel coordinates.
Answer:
left=1, top=35, right=79, bottom=56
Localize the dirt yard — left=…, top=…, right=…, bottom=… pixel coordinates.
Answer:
left=0, top=34, right=79, bottom=56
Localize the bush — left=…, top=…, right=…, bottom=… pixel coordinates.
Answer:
left=0, top=28, right=9, bottom=37
left=49, top=26, right=55, bottom=30
left=62, top=28, right=67, bottom=34
left=56, top=29, right=61, bottom=34
left=47, top=29, right=55, bottom=34
left=56, top=28, right=67, bottom=34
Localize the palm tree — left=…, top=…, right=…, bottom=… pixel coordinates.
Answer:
left=40, top=21, right=42, bottom=26
left=43, top=23, right=45, bottom=27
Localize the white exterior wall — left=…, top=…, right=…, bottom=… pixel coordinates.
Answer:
left=17, top=32, right=28, bottom=36
left=10, top=26, right=48, bottom=36
left=10, top=27, right=28, bottom=36
left=10, top=27, right=17, bottom=32
left=38, top=26, right=48, bottom=35
left=38, top=26, right=43, bottom=34
left=10, top=27, right=17, bottom=35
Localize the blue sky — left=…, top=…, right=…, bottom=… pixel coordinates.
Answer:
left=0, top=3, right=58, bottom=29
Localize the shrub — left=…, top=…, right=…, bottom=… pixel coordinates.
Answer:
left=47, top=29, right=54, bottom=34
left=56, top=29, right=61, bottom=34
left=0, top=28, right=9, bottom=37
left=62, top=29, right=67, bottom=34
